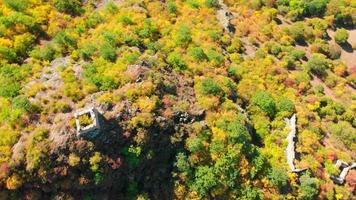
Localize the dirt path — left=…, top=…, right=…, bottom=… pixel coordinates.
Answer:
left=310, top=75, right=339, bottom=101
left=322, top=131, right=356, bottom=159
left=327, top=29, right=356, bottom=69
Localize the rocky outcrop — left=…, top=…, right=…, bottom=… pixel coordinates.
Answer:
left=217, top=0, right=235, bottom=34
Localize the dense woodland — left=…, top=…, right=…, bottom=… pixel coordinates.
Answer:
left=0, top=0, right=355, bottom=199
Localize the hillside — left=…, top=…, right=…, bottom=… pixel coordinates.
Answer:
left=0, top=0, right=355, bottom=199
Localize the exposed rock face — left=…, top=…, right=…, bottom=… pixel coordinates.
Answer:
left=49, top=115, right=76, bottom=152
left=217, top=0, right=235, bottom=34
left=125, top=65, right=149, bottom=83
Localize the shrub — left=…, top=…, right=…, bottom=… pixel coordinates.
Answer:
left=252, top=91, right=276, bottom=118
left=303, top=0, right=328, bottom=17
left=175, top=25, right=192, bottom=46
left=25, top=128, right=49, bottom=171
left=130, top=113, right=154, bottom=128
left=89, top=152, right=102, bottom=172
left=206, top=49, right=224, bottom=65
left=205, top=0, right=219, bottom=8
left=314, top=84, right=324, bottom=94
left=54, top=31, right=77, bottom=51
left=0, top=81, right=21, bottom=98
left=100, top=42, right=117, bottom=62
left=334, top=28, right=349, bottom=44
left=167, top=52, right=187, bottom=71
left=290, top=49, right=305, bottom=60
left=86, top=13, right=104, bottom=28
left=175, top=153, right=191, bottom=175
left=251, top=0, right=263, bottom=10
left=191, top=166, right=218, bottom=196
left=0, top=47, right=17, bottom=63
left=53, top=101, right=71, bottom=113
left=241, top=187, right=262, bottom=200
left=277, top=97, right=295, bottom=113
left=30, top=43, right=56, bottom=61
left=6, top=174, right=23, bottom=190
left=268, top=168, right=288, bottom=190
left=187, top=137, right=204, bottom=152
left=12, top=96, right=34, bottom=113
left=289, top=22, right=305, bottom=43
left=167, top=2, right=177, bottom=14
left=118, top=15, right=134, bottom=26
left=189, top=47, right=207, bottom=61
left=201, top=78, right=222, bottom=96
left=3, top=0, right=28, bottom=11
left=54, top=0, right=83, bottom=16
left=227, top=38, right=245, bottom=54
left=79, top=43, right=97, bottom=60
left=334, top=13, right=353, bottom=27
left=14, top=33, right=35, bottom=57
left=307, top=53, right=330, bottom=76
left=68, top=153, right=80, bottom=167
left=328, top=43, right=341, bottom=59
left=299, top=173, right=319, bottom=200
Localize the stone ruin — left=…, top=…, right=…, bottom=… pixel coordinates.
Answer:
left=74, top=107, right=101, bottom=138
left=285, top=114, right=306, bottom=173
left=331, top=160, right=356, bottom=185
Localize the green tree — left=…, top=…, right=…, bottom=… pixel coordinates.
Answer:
left=241, top=186, right=263, bottom=200
left=12, top=96, right=34, bottom=113
left=334, top=28, right=349, bottom=44
left=252, top=91, right=276, bottom=118
left=175, top=25, right=192, bottom=46
left=205, top=0, right=219, bottom=8
left=25, top=128, right=50, bottom=171
left=186, top=137, right=204, bottom=153
left=289, top=22, right=305, bottom=43
left=3, top=0, right=28, bottom=11
left=167, top=52, right=187, bottom=71
left=175, top=152, right=192, bottom=176
left=100, top=42, right=117, bottom=62
left=189, top=47, right=207, bottom=61
left=303, top=0, right=328, bottom=16
left=201, top=78, right=222, bottom=96
left=167, top=2, right=177, bottom=14
left=191, top=166, right=218, bottom=196
left=277, top=97, right=295, bottom=113
left=299, top=173, right=319, bottom=200
left=268, top=167, right=288, bottom=190
left=54, top=0, right=83, bottom=16
left=307, top=53, right=329, bottom=76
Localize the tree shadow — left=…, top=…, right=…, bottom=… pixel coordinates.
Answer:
left=274, top=17, right=282, bottom=25
left=339, top=42, right=353, bottom=53
left=295, top=39, right=308, bottom=47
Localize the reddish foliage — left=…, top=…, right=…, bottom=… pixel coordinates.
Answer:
left=0, top=163, right=9, bottom=180
left=327, top=152, right=337, bottom=162
left=283, top=78, right=295, bottom=87
left=345, top=170, right=356, bottom=191
left=306, top=96, right=318, bottom=104
left=53, top=167, right=68, bottom=177
left=123, top=131, right=131, bottom=138
left=108, top=157, right=123, bottom=170
left=162, top=95, right=174, bottom=107
left=319, top=183, right=334, bottom=199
